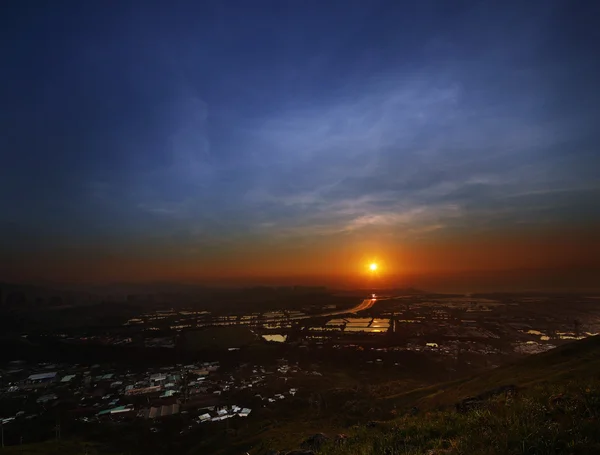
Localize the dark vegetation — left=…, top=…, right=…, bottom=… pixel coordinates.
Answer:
left=319, top=379, right=600, bottom=454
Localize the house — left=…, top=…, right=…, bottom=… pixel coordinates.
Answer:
left=28, top=372, right=57, bottom=383
left=141, top=404, right=180, bottom=419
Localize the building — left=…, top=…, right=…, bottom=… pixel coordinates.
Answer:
left=141, top=403, right=180, bottom=419
left=27, top=372, right=57, bottom=383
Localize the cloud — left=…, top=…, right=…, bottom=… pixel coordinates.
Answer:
left=121, top=59, right=597, bottom=247
left=7, top=0, right=596, bottom=259
left=219, top=66, right=570, bottom=240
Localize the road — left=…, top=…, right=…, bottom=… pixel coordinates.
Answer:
left=284, top=297, right=378, bottom=321
left=228, top=297, right=380, bottom=327
left=330, top=298, right=377, bottom=316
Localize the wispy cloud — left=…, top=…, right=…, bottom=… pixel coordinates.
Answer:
left=13, top=0, right=595, bottom=255
left=119, top=65, right=596, bottom=246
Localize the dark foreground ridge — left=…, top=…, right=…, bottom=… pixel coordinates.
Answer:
left=307, top=335, right=600, bottom=455
left=3, top=336, right=600, bottom=454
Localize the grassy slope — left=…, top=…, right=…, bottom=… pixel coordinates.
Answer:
left=385, top=335, right=600, bottom=411
left=309, top=336, right=600, bottom=455
left=321, top=381, right=600, bottom=454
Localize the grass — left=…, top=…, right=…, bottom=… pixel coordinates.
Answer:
left=316, top=379, right=600, bottom=454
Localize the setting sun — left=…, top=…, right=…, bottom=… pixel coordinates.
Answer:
left=369, top=263, right=378, bottom=271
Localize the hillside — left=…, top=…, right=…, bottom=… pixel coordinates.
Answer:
left=274, top=336, right=600, bottom=455
left=385, top=334, right=600, bottom=411
left=318, top=379, right=600, bottom=454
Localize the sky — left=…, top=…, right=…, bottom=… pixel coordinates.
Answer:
left=1, top=0, right=599, bottom=288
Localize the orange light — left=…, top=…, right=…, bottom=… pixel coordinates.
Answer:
left=369, top=263, right=378, bottom=271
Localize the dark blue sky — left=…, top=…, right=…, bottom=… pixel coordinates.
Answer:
left=1, top=0, right=599, bottom=282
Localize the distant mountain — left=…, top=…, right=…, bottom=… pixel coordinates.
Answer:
left=0, top=281, right=96, bottom=308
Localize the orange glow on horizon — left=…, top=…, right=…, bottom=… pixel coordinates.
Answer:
left=2, top=225, right=599, bottom=288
